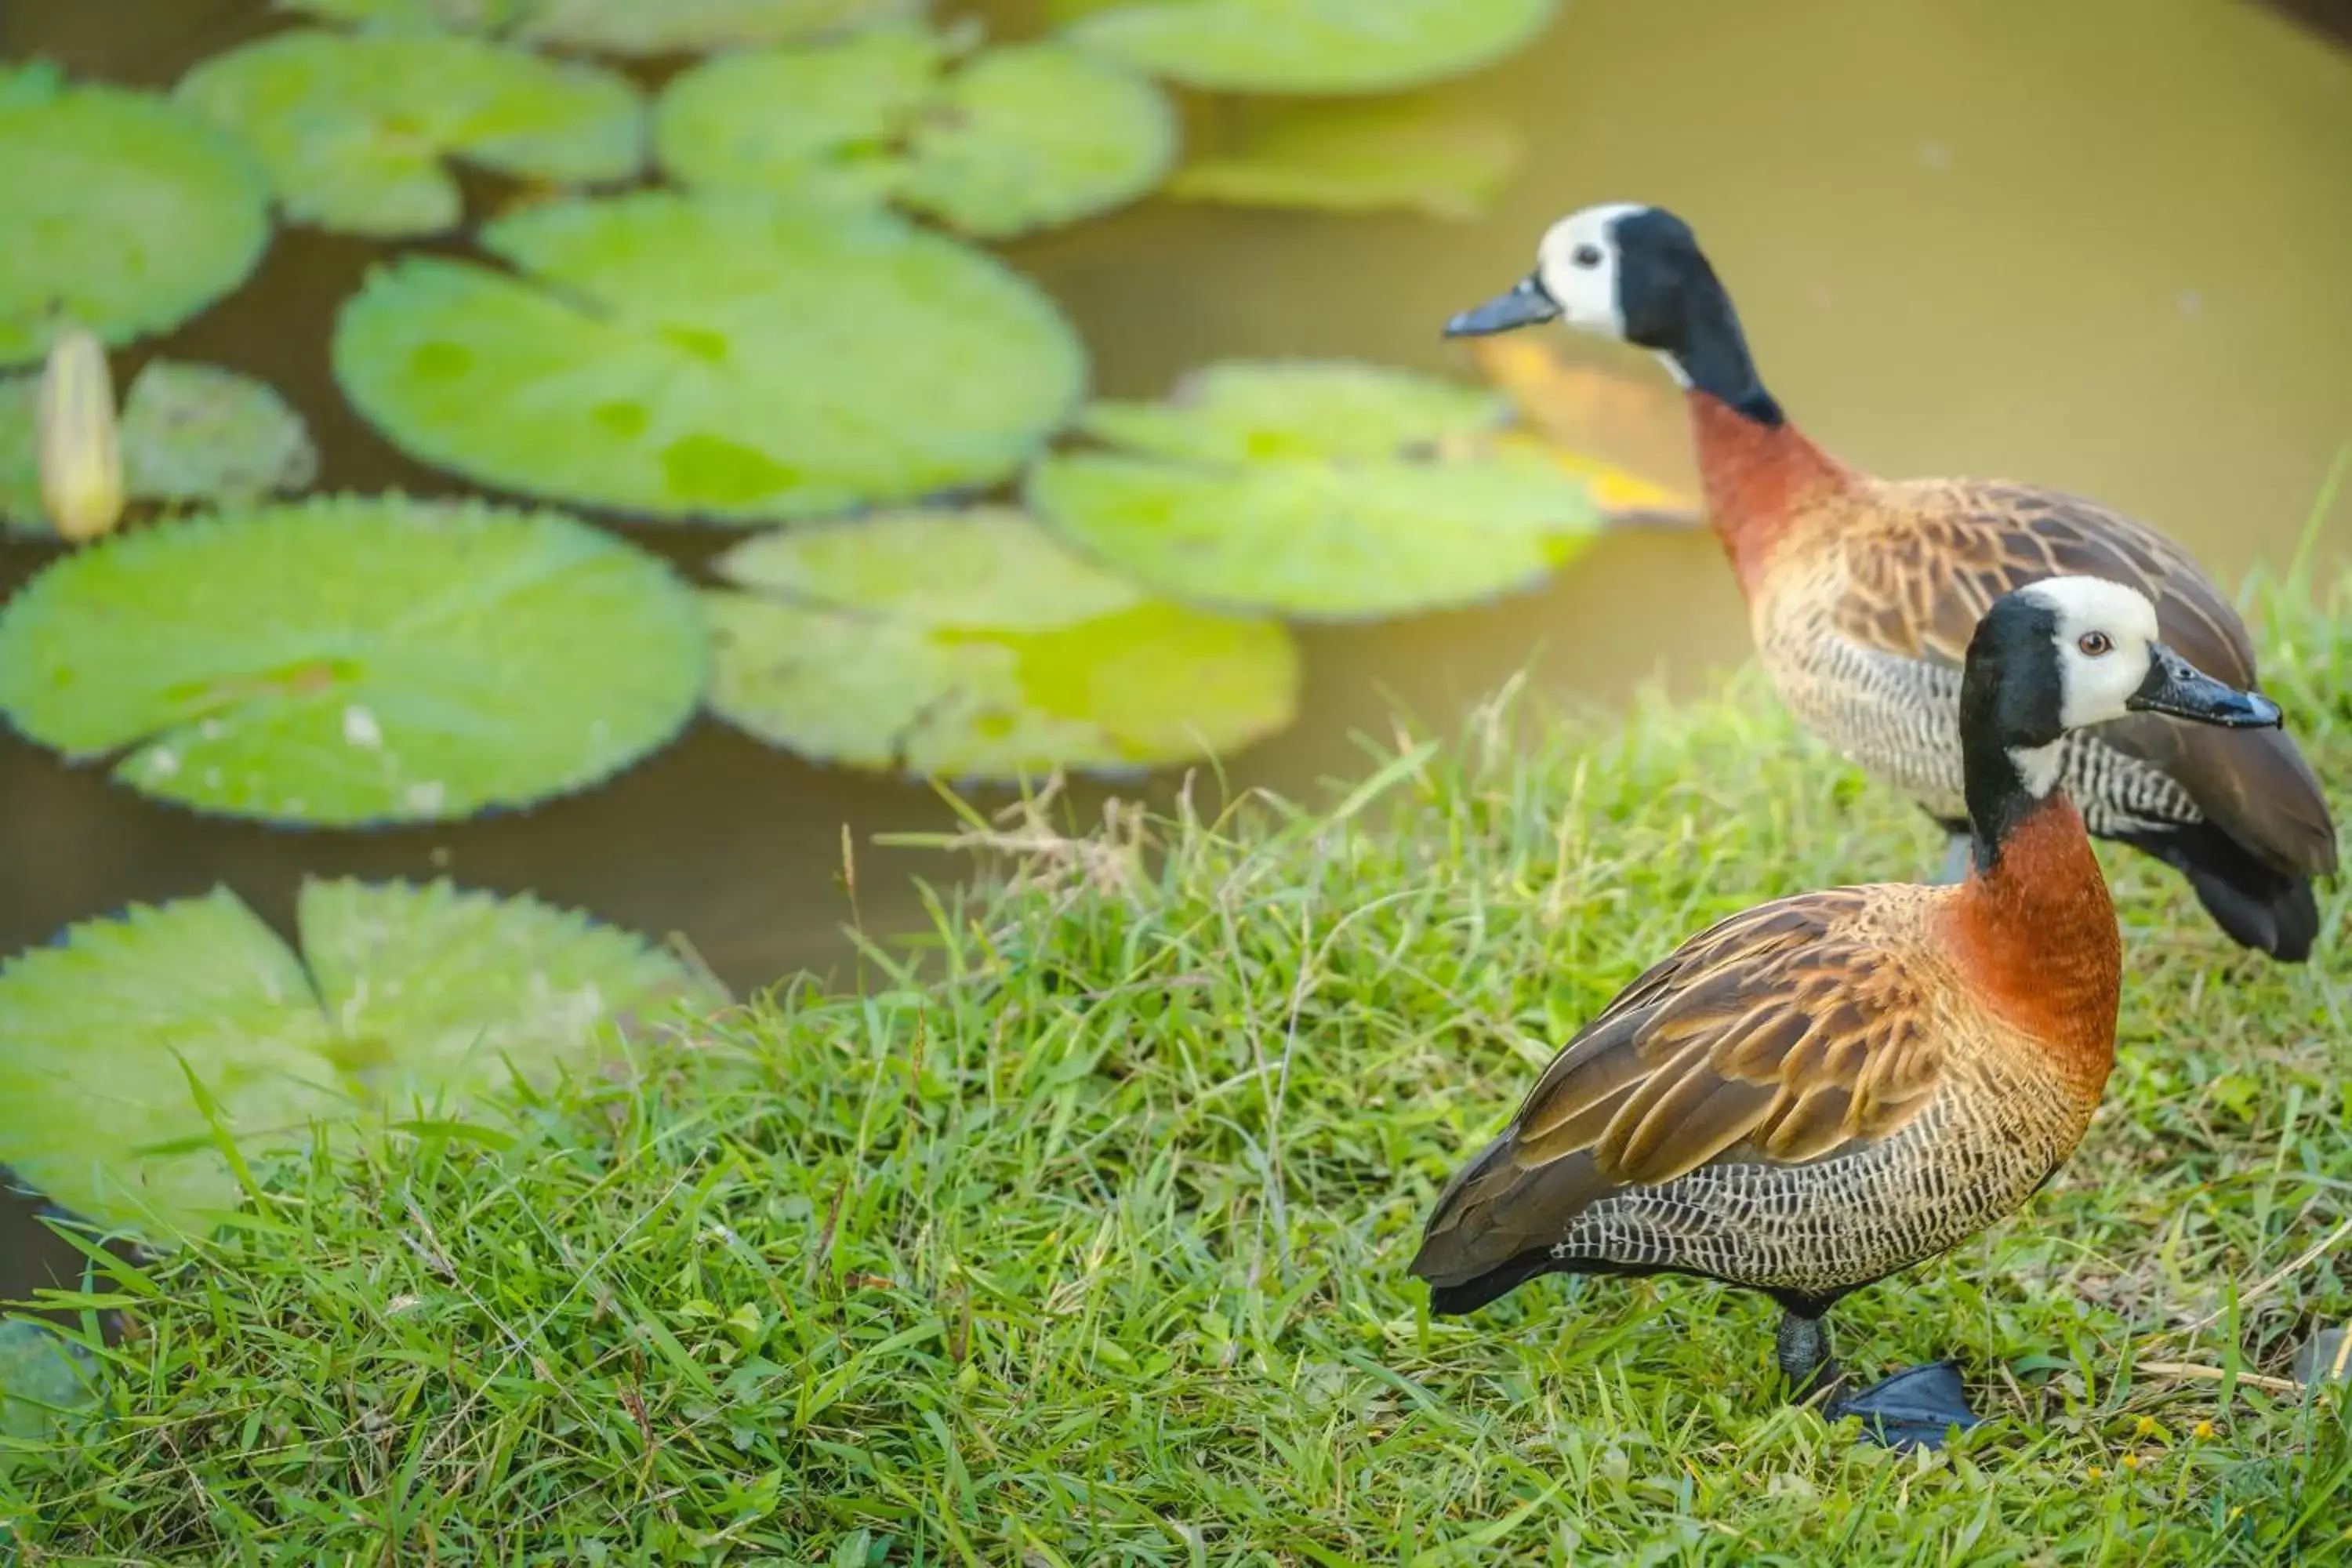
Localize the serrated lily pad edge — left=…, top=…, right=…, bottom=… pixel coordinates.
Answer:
left=329, top=197, right=1093, bottom=527
left=0, top=77, right=276, bottom=368
left=701, top=579, right=1302, bottom=781
left=1063, top=0, right=1563, bottom=96
left=0, top=877, right=728, bottom=1246
left=1, top=360, right=325, bottom=539
left=0, top=492, right=715, bottom=829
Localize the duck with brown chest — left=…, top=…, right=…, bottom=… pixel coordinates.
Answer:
left=1444, top=205, right=2338, bottom=960
left=1410, top=576, right=2282, bottom=1447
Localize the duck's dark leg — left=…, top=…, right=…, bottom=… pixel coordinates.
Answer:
left=1774, top=1308, right=1839, bottom=1402
left=1923, top=815, right=1973, bottom=885
left=1774, top=1303, right=1983, bottom=1450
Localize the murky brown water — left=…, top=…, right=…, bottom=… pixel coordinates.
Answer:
left=3, top=0, right=2348, bottom=1294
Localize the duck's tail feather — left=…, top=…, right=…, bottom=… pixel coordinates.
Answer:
left=2119, top=824, right=2324, bottom=962
left=1423, top=1247, right=1566, bottom=1316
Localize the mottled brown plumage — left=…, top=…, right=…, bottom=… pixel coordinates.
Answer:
left=1437, top=201, right=2316, bottom=1443
left=1692, top=388, right=2336, bottom=961
left=1412, top=796, right=2114, bottom=1316
left=1407, top=568, right=2281, bottom=1444
left=1446, top=204, right=2336, bottom=959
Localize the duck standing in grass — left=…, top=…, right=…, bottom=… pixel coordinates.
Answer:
left=1410, top=575, right=2281, bottom=1446
left=1443, top=205, right=2337, bottom=960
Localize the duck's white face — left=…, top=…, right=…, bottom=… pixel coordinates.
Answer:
left=1999, top=575, right=2278, bottom=792
left=2021, top=576, right=2165, bottom=731
left=1530, top=202, right=1644, bottom=339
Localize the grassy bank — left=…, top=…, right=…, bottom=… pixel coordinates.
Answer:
left=4, top=572, right=2348, bottom=1565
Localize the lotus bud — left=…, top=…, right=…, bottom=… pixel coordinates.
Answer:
left=38, top=329, right=125, bottom=543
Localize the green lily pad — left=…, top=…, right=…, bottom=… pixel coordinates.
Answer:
left=0, top=1319, right=99, bottom=1444
left=0, top=63, right=272, bottom=368
left=177, top=30, right=644, bottom=238
left=0, top=360, right=318, bottom=536
left=0, top=495, right=706, bottom=825
left=1077, top=356, right=1508, bottom=463
left=1025, top=361, right=1601, bottom=620
left=1169, top=98, right=1519, bottom=220
left=1064, top=0, right=1559, bottom=95
left=333, top=192, right=1085, bottom=522
left=116, top=361, right=321, bottom=509
left=656, top=28, right=1174, bottom=239
left=272, top=0, right=532, bottom=31
left=902, top=41, right=1174, bottom=237
left=297, top=879, right=717, bottom=1104
left=652, top=24, right=943, bottom=210
left=0, top=889, right=343, bottom=1239
left=705, top=506, right=1298, bottom=778
left=0, top=880, right=717, bottom=1240
left=275, top=0, right=931, bottom=55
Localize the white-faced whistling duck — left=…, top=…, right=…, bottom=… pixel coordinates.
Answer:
left=1409, top=575, right=2284, bottom=1447
left=1443, top=204, right=2337, bottom=961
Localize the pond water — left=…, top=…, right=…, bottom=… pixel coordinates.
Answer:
left=2, top=0, right=2348, bottom=1296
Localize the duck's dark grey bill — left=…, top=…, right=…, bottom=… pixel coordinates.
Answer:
left=1443, top=276, right=1560, bottom=338
left=2126, top=642, right=2282, bottom=728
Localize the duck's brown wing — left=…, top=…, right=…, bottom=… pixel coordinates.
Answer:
left=1410, top=887, right=1945, bottom=1293
left=1837, top=481, right=2336, bottom=875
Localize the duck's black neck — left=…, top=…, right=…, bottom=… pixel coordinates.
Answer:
left=1650, top=267, right=1781, bottom=427
left=1957, top=626, right=2067, bottom=875
left=1963, top=741, right=2060, bottom=875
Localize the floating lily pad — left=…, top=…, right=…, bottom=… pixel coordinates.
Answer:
left=0, top=495, right=706, bottom=825
left=297, top=879, right=717, bottom=1105
left=0, top=890, right=344, bottom=1239
left=705, top=506, right=1298, bottom=778
left=0, top=880, right=717, bottom=1240
left=118, top=362, right=321, bottom=508
left=0, top=64, right=272, bottom=368
left=1026, top=361, right=1602, bottom=620
left=903, top=42, right=1175, bottom=236
left=0, top=1319, right=99, bottom=1444
left=276, top=0, right=931, bottom=55
left=333, top=192, right=1084, bottom=522
left=1170, top=97, right=1519, bottom=221
left=653, top=24, right=938, bottom=209
left=270, top=0, right=510, bottom=27
left=1, top=360, right=319, bottom=536
left=657, top=28, right=1174, bottom=239
left=177, top=30, right=644, bottom=238
left=1468, top=334, right=1701, bottom=522
left=1077, top=357, right=1506, bottom=463
left=1065, top=0, right=1559, bottom=95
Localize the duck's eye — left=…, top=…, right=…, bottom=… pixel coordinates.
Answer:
left=1571, top=244, right=1604, bottom=268
left=2078, top=631, right=2113, bottom=657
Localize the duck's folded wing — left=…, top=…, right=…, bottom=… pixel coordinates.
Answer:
left=1835, top=482, right=2336, bottom=875
left=1834, top=481, right=2252, bottom=677
left=1411, top=887, right=1946, bottom=1288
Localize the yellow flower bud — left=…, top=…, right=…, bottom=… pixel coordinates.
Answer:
left=37, top=329, right=125, bottom=543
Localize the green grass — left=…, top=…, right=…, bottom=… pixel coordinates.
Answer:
left=3, top=570, right=2349, bottom=1565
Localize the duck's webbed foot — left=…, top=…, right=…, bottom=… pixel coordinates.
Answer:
left=1825, top=1360, right=1984, bottom=1450
left=1776, top=1311, right=1984, bottom=1450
